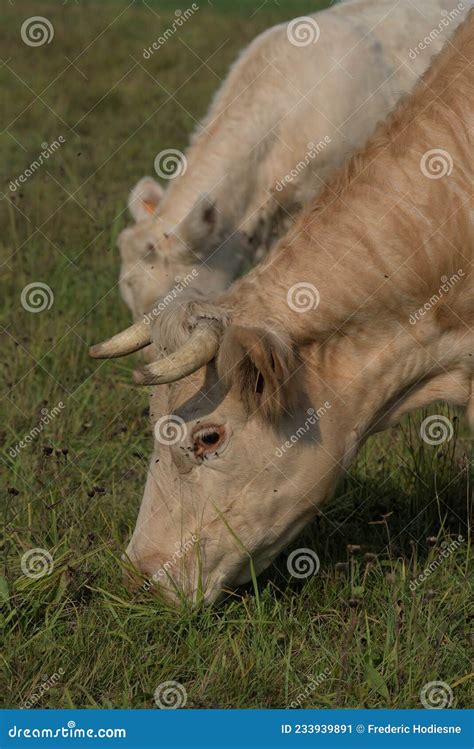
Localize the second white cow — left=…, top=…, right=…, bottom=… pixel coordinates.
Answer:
left=118, top=0, right=470, bottom=327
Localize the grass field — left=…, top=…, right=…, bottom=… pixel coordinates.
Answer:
left=1, top=0, right=472, bottom=709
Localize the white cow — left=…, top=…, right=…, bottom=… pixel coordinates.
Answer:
left=92, top=6, right=473, bottom=605
left=118, top=0, right=470, bottom=330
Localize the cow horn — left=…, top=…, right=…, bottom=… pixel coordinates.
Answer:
left=133, top=320, right=221, bottom=385
left=89, top=320, right=151, bottom=359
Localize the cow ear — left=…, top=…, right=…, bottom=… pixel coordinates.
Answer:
left=128, top=177, right=164, bottom=222
left=217, top=326, right=298, bottom=423
left=180, top=194, right=218, bottom=252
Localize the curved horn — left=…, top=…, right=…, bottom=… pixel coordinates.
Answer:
left=133, top=321, right=221, bottom=385
left=89, top=319, right=151, bottom=359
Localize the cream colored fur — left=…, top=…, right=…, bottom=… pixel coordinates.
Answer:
left=118, top=0, right=470, bottom=325
left=120, top=9, right=473, bottom=605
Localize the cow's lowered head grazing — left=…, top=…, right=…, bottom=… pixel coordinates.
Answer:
left=91, top=13, right=474, bottom=605
left=118, top=177, right=246, bottom=323
left=91, top=299, right=472, bottom=605
left=95, top=312, right=331, bottom=604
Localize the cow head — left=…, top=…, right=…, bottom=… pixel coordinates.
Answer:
left=90, top=297, right=471, bottom=605
left=118, top=177, right=248, bottom=321
left=90, top=307, right=348, bottom=605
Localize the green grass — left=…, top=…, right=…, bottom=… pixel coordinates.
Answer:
left=1, top=0, right=472, bottom=710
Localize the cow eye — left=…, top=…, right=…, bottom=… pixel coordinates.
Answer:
left=192, top=424, right=228, bottom=460
left=202, top=431, right=220, bottom=445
